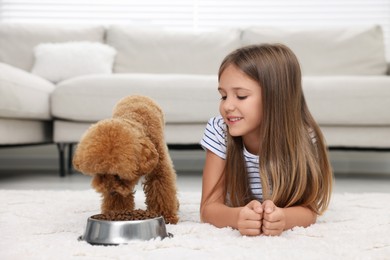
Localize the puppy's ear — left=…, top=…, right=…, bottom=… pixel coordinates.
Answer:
left=138, top=138, right=159, bottom=174
left=91, top=175, right=107, bottom=193
left=73, top=118, right=138, bottom=176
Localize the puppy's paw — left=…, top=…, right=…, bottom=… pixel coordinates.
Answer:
left=163, top=214, right=179, bottom=224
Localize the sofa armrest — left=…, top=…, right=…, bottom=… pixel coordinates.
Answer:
left=0, top=62, right=55, bottom=120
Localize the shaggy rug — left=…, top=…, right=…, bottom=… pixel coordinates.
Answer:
left=0, top=189, right=389, bottom=260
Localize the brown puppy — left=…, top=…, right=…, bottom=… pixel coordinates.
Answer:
left=73, top=95, right=179, bottom=224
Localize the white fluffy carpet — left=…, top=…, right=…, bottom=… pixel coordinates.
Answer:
left=1, top=189, right=389, bottom=260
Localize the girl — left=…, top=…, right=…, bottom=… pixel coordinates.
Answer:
left=200, top=43, right=333, bottom=236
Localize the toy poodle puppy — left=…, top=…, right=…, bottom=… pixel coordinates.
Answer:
left=73, top=95, right=179, bottom=224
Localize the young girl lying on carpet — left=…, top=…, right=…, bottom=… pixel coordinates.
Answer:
left=200, top=43, right=333, bottom=236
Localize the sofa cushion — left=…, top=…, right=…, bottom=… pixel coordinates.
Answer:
left=51, top=74, right=220, bottom=123
left=320, top=126, right=390, bottom=148
left=106, top=26, right=241, bottom=74
left=242, top=26, right=387, bottom=76
left=31, top=41, right=117, bottom=83
left=0, top=118, right=52, bottom=145
left=303, top=76, right=390, bottom=125
left=53, top=120, right=207, bottom=144
left=0, top=23, right=105, bottom=71
left=0, top=62, right=55, bottom=120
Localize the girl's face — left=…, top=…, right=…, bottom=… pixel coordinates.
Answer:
left=218, top=64, right=263, bottom=151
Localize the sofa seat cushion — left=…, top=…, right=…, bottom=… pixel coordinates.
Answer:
left=106, top=26, right=241, bottom=74
left=0, top=63, right=55, bottom=120
left=303, top=76, right=390, bottom=125
left=53, top=120, right=206, bottom=144
left=51, top=74, right=220, bottom=123
left=0, top=23, right=105, bottom=71
left=242, top=26, right=387, bottom=76
left=0, top=118, right=52, bottom=145
left=320, top=125, right=390, bottom=148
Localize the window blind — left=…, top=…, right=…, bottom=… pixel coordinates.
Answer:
left=1, top=0, right=389, bottom=58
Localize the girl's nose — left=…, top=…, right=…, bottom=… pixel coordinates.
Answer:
left=222, top=98, right=235, bottom=112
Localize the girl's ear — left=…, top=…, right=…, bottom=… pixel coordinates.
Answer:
left=138, top=138, right=159, bottom=174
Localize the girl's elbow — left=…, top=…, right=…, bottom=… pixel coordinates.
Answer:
left=199, top=204, right=215, bottom=225
left=199, top=210, right=205, bottom=223
left=309, top=210, right=318, bottom=226
left=199, top=205, right=207, bottom=223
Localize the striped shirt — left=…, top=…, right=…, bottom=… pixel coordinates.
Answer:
left=200, top=115, right=263, bottom=201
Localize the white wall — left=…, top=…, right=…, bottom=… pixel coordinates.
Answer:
left=1, top=1, right=389, bottom=59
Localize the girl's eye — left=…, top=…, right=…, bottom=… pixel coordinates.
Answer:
left=237, top=96, right=247, bottom=100
left=220, top=96, right=227, bottom=101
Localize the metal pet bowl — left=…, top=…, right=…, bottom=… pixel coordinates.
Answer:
left=78, top=215, right=173, bottom=245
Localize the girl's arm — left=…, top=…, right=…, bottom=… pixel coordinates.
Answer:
left=200, top=150, right=263, bottom=236
left=200, top=150, right=239, bottom=228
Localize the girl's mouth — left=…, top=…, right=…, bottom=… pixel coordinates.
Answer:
left=227, top=117, right=243, bottom=123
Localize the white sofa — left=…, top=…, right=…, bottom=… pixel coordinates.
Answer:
left=1, top=23, right=389, bottom=176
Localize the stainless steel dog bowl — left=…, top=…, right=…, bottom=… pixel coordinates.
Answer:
left=79, top=215, right=172, bottom=245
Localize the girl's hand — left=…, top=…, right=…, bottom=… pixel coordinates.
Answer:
left=261, top=200, right=286, bottom=236
left=237, top=200, right=263, bottom=236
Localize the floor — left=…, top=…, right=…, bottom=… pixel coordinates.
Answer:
left=1, top=168, right=390, bottom=194
left=0, top=146, right=389, bottom=193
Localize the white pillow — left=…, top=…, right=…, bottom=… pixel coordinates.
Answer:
left=31, top=41, right=117, bottom=83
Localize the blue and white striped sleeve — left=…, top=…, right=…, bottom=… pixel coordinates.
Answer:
left=200, top=116, right=227, bottom=160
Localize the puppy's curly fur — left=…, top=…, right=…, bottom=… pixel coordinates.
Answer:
left=73, top=95, right=179, bottom=224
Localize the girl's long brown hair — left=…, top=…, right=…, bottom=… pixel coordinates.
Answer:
left=218, top=43, right=333, bottom=214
